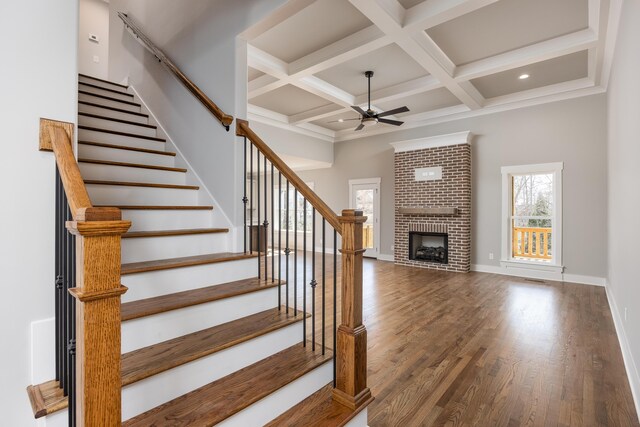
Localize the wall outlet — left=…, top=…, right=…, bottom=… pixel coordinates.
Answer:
left=489, top=252, right=494, bottom=260
left=93, top=55, right=100, bottom=63
left=624, top=307, right=628, bottom=321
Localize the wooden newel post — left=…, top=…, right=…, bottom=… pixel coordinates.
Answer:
left=333, top=209, right=372, bottom=409
left=67, top=218, right=131, bottom=426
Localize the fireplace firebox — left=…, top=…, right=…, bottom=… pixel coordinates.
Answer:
left=409, top=231, right=448, bottom=264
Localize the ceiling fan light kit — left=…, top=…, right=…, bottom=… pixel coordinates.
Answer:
left=331, top=70, right=410, bottom=131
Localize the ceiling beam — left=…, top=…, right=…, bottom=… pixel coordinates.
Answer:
left=349, top=0, right=485, bottom=110
left=588, top=0, right=610, bottom=84
left=455, top=29, right=599, bottom=82
left=239, top=0, right=316, bottom=40
left=403, top=0, right=500, bottom=30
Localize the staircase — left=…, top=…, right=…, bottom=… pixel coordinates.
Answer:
left=27, top=69, right=371, bottom=426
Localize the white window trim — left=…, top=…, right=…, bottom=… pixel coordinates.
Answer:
left=348, top=177, right=381, bottom=258
left=500, top=162, right=563, bottom=273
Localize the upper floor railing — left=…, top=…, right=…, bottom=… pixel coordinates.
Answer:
left=117, top=12, right=234, bottom=131
left=513, top=226, right=552, bottom=260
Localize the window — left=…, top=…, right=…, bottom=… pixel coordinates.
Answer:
left=501, top=163, right=563, bottom=271
left=276, top=182, right=314, bottom=232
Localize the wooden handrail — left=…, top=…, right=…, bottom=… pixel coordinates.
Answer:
left=236, top=119, right=342, bottom=232
left=40, top=119, right=121, bottom=222
left=117, top=12, right=234, bottom=130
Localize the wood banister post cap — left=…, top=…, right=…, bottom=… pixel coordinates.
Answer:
left=236, top=119, right=249, bottom=137
left=66, top=220, right=131, bottom=237
left=339, top=209, right=368, bottom=224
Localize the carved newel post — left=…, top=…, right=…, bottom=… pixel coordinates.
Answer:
left=68, top=216, right=130, bottom=427
left=333, top=209, right=372, bottom=409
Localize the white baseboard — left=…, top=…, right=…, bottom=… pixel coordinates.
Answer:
left=471, top=264, right=606, bottom=286
left=605, top=283, right=640, bottom=419
left=377, top=254, right=394, bottom=262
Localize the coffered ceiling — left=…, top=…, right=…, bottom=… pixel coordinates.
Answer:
left=242, top=0, right=619, bottom=142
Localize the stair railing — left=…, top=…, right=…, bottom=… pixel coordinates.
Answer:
left=117, top=12, right=234, bottom=131
left=237, top=119, right=373, bottom=410
left=40, top=119, right=130, bottom=426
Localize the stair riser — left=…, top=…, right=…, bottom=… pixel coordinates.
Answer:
left=79, top=84, right=134, bottom=102
left=79, top=115, right=157, bottom=138
left=78, top=129, right=163, bottom=151
left=79, top=163, right=186, bottom=186
left=219, top=361, right=334, bottom=427
left=78, top=92, right=141, bottom=112
left=86, top=184, right=198, bottom=205
left=121, top=209, right=214, bottom=232
left=79, top=102, right=149, bottom=124
left=79, top=75, right=127, bottom=92
left=78, top=144, right=175, bottom=168
left=122, top=287, right=278, bottom=352
left=121, top=323, right=303, bottom=420
left=121, top=233, right=229, bottom=263
left=121, top=258, right=256, bottom=302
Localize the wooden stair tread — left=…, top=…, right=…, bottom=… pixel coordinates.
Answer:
left=121, top=308, right=304, bottom=385
left=79, top=158, right=187, bottom=173
left=84, top=180, right=198, bottom=190
left=78, top=90, right=141, bottom=107
left=123, top=228, right=228, bottom=239
left=79, top=73, right=128, bottom=89
left=95, top=204, right=213, bottom=210
left=78, top=112, right=156, bottom=129
left=79, top=141, right=174, bottom=156
left=123, top=344, right=333, bottom=427
left=27, top=308, right=304, bottom=418
left=265, top=383, right=373, bottom=427
left=79, top=81, right=133, bottom=97
left=26, top=380, right=67, bottom=419
left=121, top=277, right=279, bottom=320
left=78, top=101, right=149, bottom=118
left=78, top=125, right=165, bottom=142
left=122, top=252, right=257, bottom=275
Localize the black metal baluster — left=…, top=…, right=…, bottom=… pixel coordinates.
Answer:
left=249, top=144, right=254, bottom=255
left=294, top=189, right=298, bottom=315
left=311, top=208, right=317, bottom=351
left=303, top=199, right=307, bottom=345
left=55, top=168, right=62, bottom=383
left=257, top=151, right=261, bottom=279
left=271, top=163, right=275, bottom=283
left=61, top=193, right=68, bottom=394
left=278, top=172, right=282, bottom=310
left=285, top=181, right=290, bottom=314
left=263, top=155, right=268, bottom=280
left=242, top=137, right=248, bottom=254
left=333, top=228, right=337, bottom=386
left=322, top=218, right=326, bottom=355
left=68, top=227, right=76, bottom=427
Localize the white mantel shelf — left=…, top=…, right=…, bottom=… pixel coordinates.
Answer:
left=398, top=207, right=459, bottom=215
left=390, top=131, right=472, bottom=153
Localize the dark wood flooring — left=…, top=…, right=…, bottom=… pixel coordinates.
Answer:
left=263, top=252, right=639, bottom=426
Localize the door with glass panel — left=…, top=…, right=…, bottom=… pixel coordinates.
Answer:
left=349, top=178, right=380, bottom=258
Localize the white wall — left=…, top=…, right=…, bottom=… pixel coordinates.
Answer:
left=108, top=0, right=287, bottom=243
left=79, top=0, right=109, bottom=78
left=607, top=0, right=640, bottom=412
left=0, top=1, right=78, bottom=425
left=298, top=94, right=608, bottom=280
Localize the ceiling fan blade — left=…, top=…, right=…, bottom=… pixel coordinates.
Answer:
left=376, top=106, right=409, bottom=118
left=351, top=106, right=367, bottom=116
left=327, top=118, right=361, bottom=123
left=378, top=118, right=404, bottom=126
left=354, top=123, right=365, bottom=131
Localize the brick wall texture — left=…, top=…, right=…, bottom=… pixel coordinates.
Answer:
left=394, top=143, right=471, bottom=272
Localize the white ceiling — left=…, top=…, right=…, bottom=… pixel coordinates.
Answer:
left=242, top=0, right=619, bottom=142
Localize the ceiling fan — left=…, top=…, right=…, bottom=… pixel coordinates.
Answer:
left=329, top=71, right=409, bottom=131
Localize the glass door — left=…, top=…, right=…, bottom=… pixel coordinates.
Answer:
left=349, top=179, right=380, bottom=258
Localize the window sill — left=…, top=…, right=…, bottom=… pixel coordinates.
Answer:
left=500, top=259, right=564, bottom=273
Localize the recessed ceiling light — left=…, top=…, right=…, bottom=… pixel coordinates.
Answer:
left=338, top=118, right=344, bottom=122
left=519, top=74, right=530, bottom=80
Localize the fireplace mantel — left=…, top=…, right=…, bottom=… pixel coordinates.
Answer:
left=398, top=207, right=459, bottom=215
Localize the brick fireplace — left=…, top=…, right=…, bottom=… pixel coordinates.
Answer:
left=392, top=133, right=472, bottom=272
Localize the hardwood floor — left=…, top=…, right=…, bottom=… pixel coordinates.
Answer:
left=264, top=252, right=639, bottom=426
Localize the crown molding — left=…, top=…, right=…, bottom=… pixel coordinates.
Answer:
left=390, top=131, right=472, bottom=153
